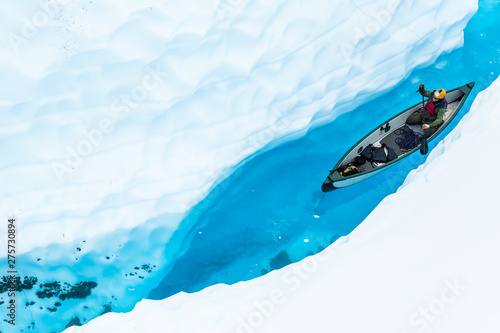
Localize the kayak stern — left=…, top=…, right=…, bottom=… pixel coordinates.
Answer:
left=322, top=171, right=340, bottom=192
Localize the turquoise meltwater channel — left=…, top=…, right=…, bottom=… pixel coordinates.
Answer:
left=149, top=0, right=500, bottom=299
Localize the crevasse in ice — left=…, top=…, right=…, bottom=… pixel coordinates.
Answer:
left=0, top=0, right=477, bottom=331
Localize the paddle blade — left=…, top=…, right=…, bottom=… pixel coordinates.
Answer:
left=420, top=135, right=428, bottom=155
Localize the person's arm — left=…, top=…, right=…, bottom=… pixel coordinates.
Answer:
left=418, top=84, right=433, bottom=98
left=428, top=106, right=446, bottom=127
left=419, top=89, right=433, bottom=98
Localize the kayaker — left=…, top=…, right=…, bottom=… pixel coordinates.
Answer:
left=406, top=84, right=447, bottom=138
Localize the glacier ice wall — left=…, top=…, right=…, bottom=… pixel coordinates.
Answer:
left=0, top=0, right=477, bottom=331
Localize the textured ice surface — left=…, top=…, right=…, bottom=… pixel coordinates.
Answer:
left=0, top=0, right=477, bottom=331
left=64, top=74, right=500, bottom=333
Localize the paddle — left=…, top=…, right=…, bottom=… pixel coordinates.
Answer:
left=420, top=95, right=428, bottom=155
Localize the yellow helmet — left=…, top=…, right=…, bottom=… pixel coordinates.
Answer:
left=434, top=89, right=446, bottom=99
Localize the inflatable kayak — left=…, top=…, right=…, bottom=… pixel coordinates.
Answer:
left=322, top=82, right=475, bottom=192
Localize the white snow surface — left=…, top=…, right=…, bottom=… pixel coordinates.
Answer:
left=66, top=76, right=500, bottom=333
left=0, top=0, right=478, bottom=331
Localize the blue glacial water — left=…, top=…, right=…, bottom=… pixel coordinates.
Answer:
left=149, top=0, right=500, bottom=299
